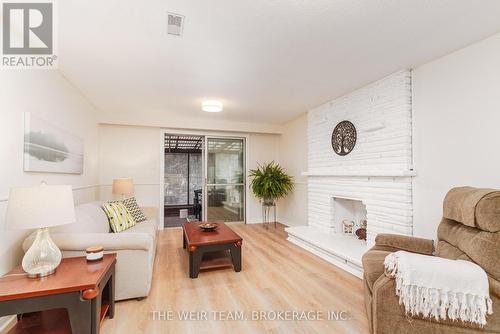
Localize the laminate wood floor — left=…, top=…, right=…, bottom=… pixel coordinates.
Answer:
left=101, top=223, right=369, bottom=334
left=164, top=217, right=187, bottom=228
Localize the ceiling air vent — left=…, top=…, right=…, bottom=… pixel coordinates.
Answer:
left=167, top=12, right=185, bottom=36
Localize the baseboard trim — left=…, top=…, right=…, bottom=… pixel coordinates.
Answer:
left=99, top=183, right=160, bottom=187
left=246, top=220, right=294, bottom=227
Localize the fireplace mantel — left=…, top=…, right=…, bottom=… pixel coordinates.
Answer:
left=302, top=170, right=417, bottom=177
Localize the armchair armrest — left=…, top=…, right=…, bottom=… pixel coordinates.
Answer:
left=375, top=234, right=434, bottom=255
left=23, top=232, right=154, bottom=253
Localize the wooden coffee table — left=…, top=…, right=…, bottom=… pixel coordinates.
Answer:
left=182, top=221, right=242, bottom=278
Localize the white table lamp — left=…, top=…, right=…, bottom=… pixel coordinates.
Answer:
left=112, top=178, right=134, bottom=199
left=6, top=184, right=76, bottom=278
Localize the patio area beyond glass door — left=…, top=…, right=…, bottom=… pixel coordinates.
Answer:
left=205, top=137, right=245, bottom=222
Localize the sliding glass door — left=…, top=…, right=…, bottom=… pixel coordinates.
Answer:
left=204, top=137, right=245, bottom=222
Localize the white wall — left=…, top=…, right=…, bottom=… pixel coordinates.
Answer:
left=98, top=125, right=161, bottom=207
left=413, top=33, right=500, bottom=240
left=100, top=114, right=283, bottom=135
left=247, top=133, right=281, bottom=223
left=0, top=71, right=101, bottom=271
left=98, top=125, right=281, bottom=225
left=277, top=114, right=308, bottom=226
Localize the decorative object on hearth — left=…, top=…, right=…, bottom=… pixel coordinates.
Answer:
left=342, top=219, right=355, bottom=235
left=249, top=161, right=294, bottom=228
left=355, top=228, right=367, bottom=240
left=355, top=219, right=367, bottom=240
left=359, top=219, right=367, bottom=229
left=331, top=120, right=357, bottom=156
left=6, top=183, right=76, bottom=278
left=199, top=222, right=219, bottom=231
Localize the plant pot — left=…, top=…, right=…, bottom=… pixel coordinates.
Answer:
left=262, top=197, right=275, bottom=206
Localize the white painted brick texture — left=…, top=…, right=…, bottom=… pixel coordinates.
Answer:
left=307, top=70, right=414, bottom=243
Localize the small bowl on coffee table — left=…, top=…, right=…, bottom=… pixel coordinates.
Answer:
left=198, top=222, right=218, bottom=231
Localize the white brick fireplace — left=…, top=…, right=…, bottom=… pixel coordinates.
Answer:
left=286, top=70, right=415, bottom=278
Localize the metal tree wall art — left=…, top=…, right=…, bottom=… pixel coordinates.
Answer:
left=331, top=121, right=357, bottom=156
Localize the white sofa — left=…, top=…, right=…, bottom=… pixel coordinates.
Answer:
left=23, top=201, right=158, bottom=301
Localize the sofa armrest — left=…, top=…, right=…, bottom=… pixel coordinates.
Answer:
left=141, top=206, right=158, bottom=220
left=23, top=232, right=154, bottom=253
left=375, top=234, right=434, bottom=255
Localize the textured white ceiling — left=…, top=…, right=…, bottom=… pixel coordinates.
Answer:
left=59, top=0, right=500, bottom=125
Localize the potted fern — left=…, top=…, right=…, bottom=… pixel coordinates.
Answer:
left=249, top=161, right=294, bottom=206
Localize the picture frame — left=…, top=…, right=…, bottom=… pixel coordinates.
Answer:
left=23, top=112, right=84, bottom=174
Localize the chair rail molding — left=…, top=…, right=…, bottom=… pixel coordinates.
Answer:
left=0, top=184, right=101, bottom=203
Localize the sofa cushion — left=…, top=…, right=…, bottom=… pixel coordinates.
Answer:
left=120, top=197, right=147, bottom=223
left=102, top=202, right=137, bottom=233
left=362, top=249, right=391, bottom=292
left=438, top=218, right=500, bottom=281
left=443, top=186, right=500, bottom=232
left=51, top=201, right=110, bottom=234
left=122, top=219, right=156, bottom=239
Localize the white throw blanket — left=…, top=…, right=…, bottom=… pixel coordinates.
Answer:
left=384, top=251, right=493, bottom=326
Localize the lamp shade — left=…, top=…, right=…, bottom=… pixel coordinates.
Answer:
left=112, top=178, right=134, bottom=197
left=6, top=184, right=76, bottom=229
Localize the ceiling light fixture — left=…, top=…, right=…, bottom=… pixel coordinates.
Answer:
left=201, top=100, right=223, bottom=113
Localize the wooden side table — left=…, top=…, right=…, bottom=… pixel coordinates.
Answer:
left=0, top=254, right=116, bottom=334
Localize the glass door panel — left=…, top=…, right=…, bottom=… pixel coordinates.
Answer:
left=164, top=153, right=188, bottom=205
left=206, top=185, right=244, bottom=221
left=205, top=138, right=245, bottom=222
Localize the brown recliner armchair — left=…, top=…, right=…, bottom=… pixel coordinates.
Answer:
left=362, top=187, right=500, bottom=334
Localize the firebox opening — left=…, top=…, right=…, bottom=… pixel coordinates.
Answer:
left=331, top=197, right=367, bottom=242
